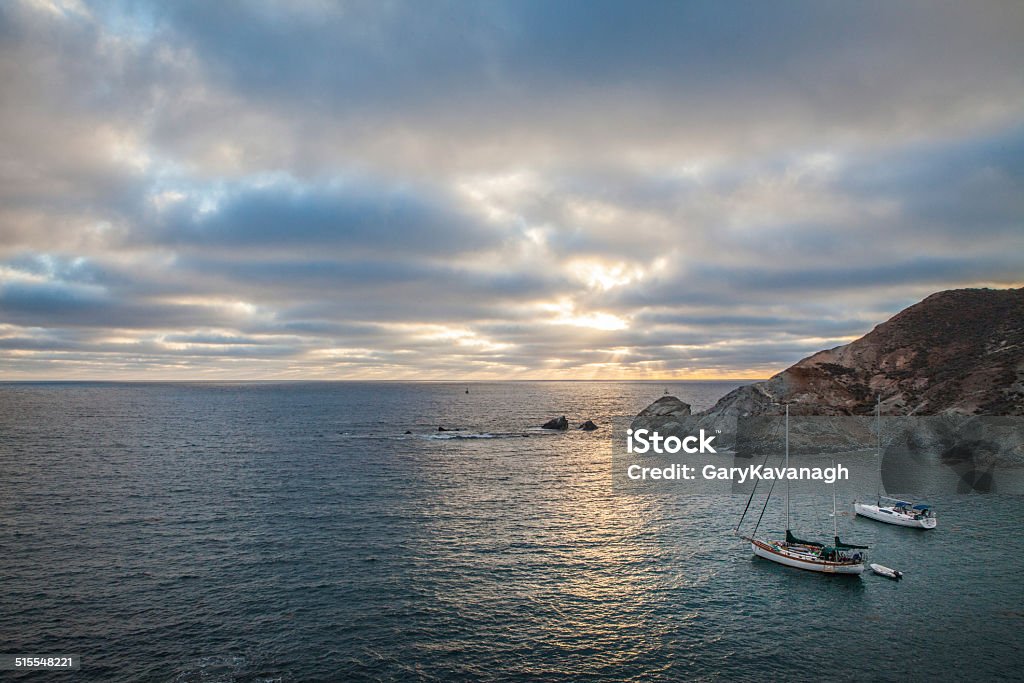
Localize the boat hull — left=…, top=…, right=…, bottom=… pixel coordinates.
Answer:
left=750, top=540, right=864, bottom=574
left=855, top=503, right=937, bottom=529
left=869, top=563, right=902, bottom=580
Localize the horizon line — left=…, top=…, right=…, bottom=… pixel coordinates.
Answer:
left=0, top=377, right=769, bottom=383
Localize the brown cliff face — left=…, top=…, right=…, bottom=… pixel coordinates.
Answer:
left=631, top=289, right=1023, bottom=467
left=707, top=288, right=1024, bottom=417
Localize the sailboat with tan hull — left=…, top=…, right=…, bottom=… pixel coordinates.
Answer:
left=736, top=405, right=867, bottom=575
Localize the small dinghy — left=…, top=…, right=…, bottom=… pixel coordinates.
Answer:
left=870, top=563, right=902, bottom=580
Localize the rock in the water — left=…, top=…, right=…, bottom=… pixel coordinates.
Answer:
left=404, top=430, right=412, bottom=434
left=579, top=420, right=599, bottom=431
left=542, top=415, right=569, bottom=430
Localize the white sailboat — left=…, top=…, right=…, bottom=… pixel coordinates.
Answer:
left=854, top=397, right=937, bottom=529
left=737, top=405, right=867, bottom=575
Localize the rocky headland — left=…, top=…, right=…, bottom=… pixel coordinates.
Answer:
left=632, top=288, right=1024, bottom=464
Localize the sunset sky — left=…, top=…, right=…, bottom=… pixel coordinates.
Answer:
left=1, top=0, right=1022, bottom=379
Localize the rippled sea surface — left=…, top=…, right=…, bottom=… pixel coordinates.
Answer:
left=1, top=381, right=1022, bottom=682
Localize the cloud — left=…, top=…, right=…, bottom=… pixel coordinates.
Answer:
left=0, top=0, right=1021, bottom=378
left=0, top=279, right=109, bottom=316
left=150, top=178, right=502, bottom=256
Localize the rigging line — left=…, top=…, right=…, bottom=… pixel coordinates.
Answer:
left=751, top=450, right=783, bottom=539
left=735, top=415, right=782, bottom=536
left=734, top=444, right=776, bottom=535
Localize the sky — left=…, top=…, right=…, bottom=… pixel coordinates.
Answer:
left=1, top=0, right=1022, bottom=380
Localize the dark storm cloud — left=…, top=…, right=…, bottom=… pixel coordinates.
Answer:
left=1, top=0, right=1022, bottom=378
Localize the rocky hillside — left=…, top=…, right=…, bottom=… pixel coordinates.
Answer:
left=631, top=289, right=1024, bottom=462
left=707, top=288, right=1024, bottom=418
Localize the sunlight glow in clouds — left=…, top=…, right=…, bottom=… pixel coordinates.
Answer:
left=535, top=301, right=630, bottom=332
left=569, top=260, right=649, bottom=292
left=0, top=0, right=1022, bottom=379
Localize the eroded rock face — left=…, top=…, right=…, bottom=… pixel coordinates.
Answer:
left=880, top=416, right=1024, bottom=493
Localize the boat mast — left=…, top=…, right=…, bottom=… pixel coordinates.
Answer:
left=875, top=395, right=881, bottom=505
left=832, top=459, right=839, bottom=545
left=785, top=403, right=790, bottom=533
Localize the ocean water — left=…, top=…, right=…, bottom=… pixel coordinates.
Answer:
left=0, top=381, right=1021, bottom=682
